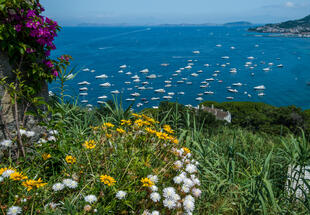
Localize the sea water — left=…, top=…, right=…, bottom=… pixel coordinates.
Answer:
left=50, top=26, right=310, bottom=110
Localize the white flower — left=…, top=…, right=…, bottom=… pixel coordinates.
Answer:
left=22, top=198, right=27, bottom=203
left=185, top=164, right=197, bottom=174
left=66, top=74, right=74, bottom=80
left=84, top=195, right=97, bottom=203
left=26, top=131, right=35, bottom=137
left=7, top=206, right=22, bottom=215
left=173, top=176, right=183, bottom=184
left=49, top=130, right=59, bottom=135
left=183, top=199, right=195, bottom=212
left=0, top=176, right=3, bottom=182
left=1, top=139, right=12, bottom=148
left=172, top=193, right=181, bottom=201
left=163, top=187, right=176, bottom=199
left=63, top=179, right=78, bottom=188
left=183, top=178, right=194, bottom=188
left=174, top=160, right=183, bottom=169
left=19, top=129, right=27, bottom=136
left=179, top=172, right=187, bottom=181
left=52, top=183, right=64, bottom=191
left=2, top=169, right=15, bottom=178
left=150, top=185, right=158, bottom=192
left=49, top=91, right=55, bottom=96
left=38, top=138, right=47, bottom=144
left=150, top=192, right=161, bottom=202
left=181, top=184, right=190, bottom=193
left=116, top=191, right=127, bottom=200
left=147, top=175, right=158, bottom=184
left=163, top=199, right=176, bottom=209
left=94, top=209, right=97, bottom=212
left=192, top=188, right=202, bottom=198
left=48, top=136, right=56, bottom=142
left=151, top=211, right=160, bottom=215
left=185, top=195, right=195, bottom=203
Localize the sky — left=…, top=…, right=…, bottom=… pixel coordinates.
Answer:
left=41, top=0, right=310, bottom=26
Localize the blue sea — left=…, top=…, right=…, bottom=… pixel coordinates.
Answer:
left=50, top=26, right=310, bottom=110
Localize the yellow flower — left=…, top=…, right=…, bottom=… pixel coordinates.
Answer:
left=22, top=178, right=47, bottom=191
left=141, top=177, right=154, bottom=187
left=91, top=126, right=99, bottom=131
left=0, top=167, right=15, bottom=175
left=100, top=175, right=116, bottom=186
left=103, top=122, right=114, bottom=128
left=42, top=153, right=51, bottom=160
left=145, top=127, right=157, bottom=134
left=132, top=113, right=141, bottom=118
left=182, top=147, right=191, bottom=155
left=106, top=133, right=112, bottom=138
left=156, top=131, right=169, bottom=140
left=121, top=119, right=131, bottom=126
left=84, top=140, right=96, bottom=149
left=142, top=114, right=156, bottom=124
left=116, top=128, right=125, bottom=134
left=10, top=171, right=28, bottom=181
left=65, top=155, right=76, bottom=164
left=163, top=124, right=174, bottom=134
left=171, top=138, right=179, bottom=144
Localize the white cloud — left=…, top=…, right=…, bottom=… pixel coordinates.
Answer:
left=285, top=2, right=295, bottom=8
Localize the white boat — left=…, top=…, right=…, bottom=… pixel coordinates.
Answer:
left=154, top=89, right=165, bottom=93
left=79, top=92, right=88, bottom=96
left=98, top=96, right=107, bottom=99
left=193, top=50, right=200, bottom=54
left=175, top=70, right=181, bottom=73
left=79, top=87, right=88, bottom=91
left=161, top=63, right=169, bottom=67
left=124, top=81, right=131, bottom=84
left=142, top=81, right=149, bottom=85
left=100, top=82, right=111, bottom=87
left=133, top=79, right=140, bottom=83
left=126, top=98, right=135, bottom=101
left=216, top=44, right=222, bottom=47
left=277, top=64, right=283, bottom=68
left=90, top=70, right=95, bottom=73
left=111, top=90, right=120, bottom=94
left=164, top=80, right=172, bottom=84
left=228, top=89, right=238, bottom=93
left=206, top=78, right=215, bottom=81
left=82, top=68, right=90, bottom=72
left=168, top=92, right=175, bottom=96
left=120, top=65, right=127, bottom=69
left=232, top=83, right=242, bottom=86
left=146, top=74, right=157, bottom=79
left=247, top=56, right=255, bottom=60
left=177, top=80, right=184, bottom=84
left=231, top=46, right=236, bottom=50
left=195, top=97, right=203, bottom=101
left=137, top=103, right=143, bottom=108
left=200, top=85, right=208, bottom=88
left=258, top=93, right=265, bottom=96
left=222, top=56, right=230, bottom=59
left=139, top=69, right=149, bottom=73
left=188, top=63, right=194, bottom=66
left=163, top=96, right=172, bottom=100
left=191, top=73, right=199, bottom=77
left=86, top=104, right=93, bottom=108
left=151, top=97, right=160, bottom=100
left=97, top=101, right=104, bottom=104
left=81, top=100, right=88, bottom=103
left=226, top=97, right=234, bottom=100
left=186, top=82, right=193, bottom=85
left=118, top=70, right=124, bottom=73
left=204, top=64, right=210, bottom=67
left=125, top=72, right=132, bottom=75
left=263, top=68, right=270, bottom=72
left=254, top=85, right=266, bottom=90
left=230, top=69, right=237, bottom=73
left=212, top=74, right=218, bottom=77
left=165, top=84, right=172, bottom=88
left=185, top=65, right=192, bottom=69
left=131, top=92, right=140, bottom=97
left=138, top=86, right=146, bottom=90
left=197, top=70, right=203, bottom=73
left=172, top=74, right=178, bottom=76
left=95, top=74, right=108, bottom=79
left=178, top=92, right=185, bottom=95
left=78, top=81, right=90, bottom=85
left=204, top=91, right=214, bottom=95
left=131, top=75, right=139, bottom=79
left=214, top=70, right=220, bottom=73
left=268, top=62, right=274, bottom=66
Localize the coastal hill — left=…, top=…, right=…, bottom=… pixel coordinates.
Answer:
left=249, top=15, right=310, bottom=37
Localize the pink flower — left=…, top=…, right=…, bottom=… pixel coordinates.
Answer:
left=14, top=24, right=22, bottom=32
left=26, top=48, right=35, bottom=53
left=45, top=61, right=54, bottom=68
left=53, top=70, right=58, bottom=77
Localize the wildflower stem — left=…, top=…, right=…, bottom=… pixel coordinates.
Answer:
left=85, top=151, right=94, bottom=176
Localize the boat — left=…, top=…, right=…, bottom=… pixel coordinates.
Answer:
left=247, top=56, right=254, bottom=60
left=228, top=89, right=238, bottom=93
left=168, top=92, right=175, bottom=96
left=133, top=79, right=140, bottom=83
left=79, top=87, right=88, bottom=91
left=195, top=97, right=203, bottom=101
left=142, top=81, right=149, bottom=85
left=165, top=84, right=172, bottom=88
left=79, top=92, right=88, bottom=96
left=146, top=74, right=157, bottom=79
left=163, top=96, right=172, bottom=100
left=186, top=82, right=193, bottom=85
left=263, top=68, right=270, bottom=72
left=216, top=44, right=222, bottom=47
left=90, top=70, right=95, bottom=73
left=120, top=65, right=127, bottom=69
left=232, top=83, right=242, bottom=86
left=81, top=100, right=88, bottom=103
left=125, top=72, right=132, bottom=75
left=126, top=98, right=135, bottom=101
left=161, top=63, right=169, bottom=67
left=231, top=46, right=236, bottom=50
left=222, top=56, right=230, bottom=59
left=254, top=85, right=266, bottom=90
left=226, top=97, right=234, bottom=100
left=205, top=78, right=215, bottom=81
left=193, top=50, right=200, bottom=54
left=177, top=80, right=184, bottom=84
left=200, top=85, right=208, bottom=88
left=118, top=70, right=123, bottom=73
left=131, top=75, right=139, bottom=79
left=277, top=64, right=283, bottom=68
left=111, top=90, right=120, bottom=94
left=86, top=104, right=93, bottom=108
left=178, top=92, right=185, bottom=95
left=191, top=73, right=199, bottom=77
left=78, top=81, right=90, bottom=85
left=139, top=69, right=149, bottom=73
left=185, top=66, right=192, bottom=69
left=204, top=91, right=214, bottom=95
left=204, top=64, right=210, bottom=67
left=82, top=68, right=90, bottom=72
left=95, top=74, right=108, bottom=79
left=136, top=103, right=143, bottom=108
left=97, top=101, right=104, bottom=104
left=154, top=89, right=165, bottom=93
left=164, top=80, right=172, bottom=84
left=98, top=96, right=107, bottom=99
left=151, top=97, right=160, bottom=100
left=100, top=83, right=111, bottom=87
left=197, top=70, right=203, bottom=73
left=124, top=81, right=131, bottom=84
left=138, top=86, right=146, bottom=90
left=258, top=93, right=265, bottom=96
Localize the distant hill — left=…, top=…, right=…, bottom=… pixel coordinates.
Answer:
left=249, top=15, right=310, bottom=37
left=224, top=21, right=253, bottom=26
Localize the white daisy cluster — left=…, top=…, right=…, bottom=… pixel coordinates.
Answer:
left=52, top=178, right=78, bottom=191
left=7, top=206, right=22, bottom=215
left=19, top=129, right=35, bottom=138
left=116, top=190, right=127, bottom=200
left=84, top=195, right=98, bottom=203
left=0, top=139, right=13, bottom=148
